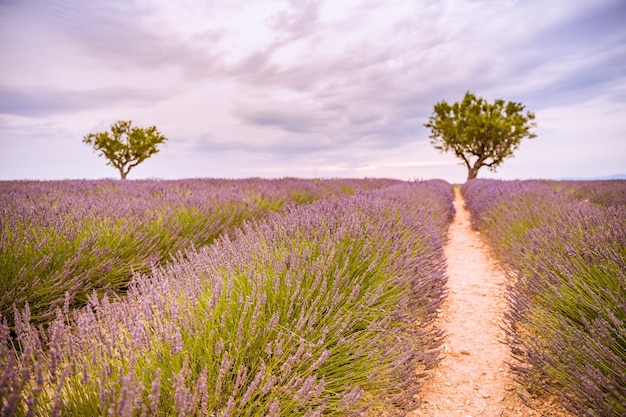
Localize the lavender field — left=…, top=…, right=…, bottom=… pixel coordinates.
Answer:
left=0, top=178, right=399, bottom=329
left=1, top=178, right=454, bottom=415
left=462, top=179, right=626, bottom=416
left=1, top=177, right=624, bottom=416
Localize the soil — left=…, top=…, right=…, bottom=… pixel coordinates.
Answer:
left=407, top=189, right=572, bottom=417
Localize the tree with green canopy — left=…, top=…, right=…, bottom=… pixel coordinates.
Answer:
left=83, top=120, right=167, bottom=179
left=424, top=92, right=537, bottom=181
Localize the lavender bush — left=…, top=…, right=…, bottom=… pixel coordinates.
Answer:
left=558, top=180, right=626, bottom=207
left=0, top=178, right=398, bottom=329
left=462, top=179, right=626, bottom=416
left=1, top=180, right=453, bottom=416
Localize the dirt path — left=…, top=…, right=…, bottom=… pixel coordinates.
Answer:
left=409, top=189, right=568, bottom=417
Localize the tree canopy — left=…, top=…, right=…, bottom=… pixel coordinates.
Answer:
left=424, top=92, right=537, bottom=181
left=83, top=120, right=167, bottom=179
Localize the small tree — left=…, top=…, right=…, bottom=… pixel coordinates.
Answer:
left=424, top=91, right=537, bottom=181
left=83, top=120, right=167, bottom=179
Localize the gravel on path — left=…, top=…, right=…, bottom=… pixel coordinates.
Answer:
left=408, top=188, right=571, bottom=417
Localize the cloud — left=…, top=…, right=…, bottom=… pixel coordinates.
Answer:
left=235, top=106, right=329, bottom=134
left=0, top=85, right=170, bottom=117
left=0, top=0, right=221, bottom=87
left=0, top=0, right=624, bottom=181
left=529, top=0, right=626, bottom=50
left=267, top=0, right=323, bottom=40
left=355, top=160, right=459, bottom=171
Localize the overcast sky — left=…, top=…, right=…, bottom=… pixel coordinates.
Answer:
left=1, top=0, right=625, bottom=183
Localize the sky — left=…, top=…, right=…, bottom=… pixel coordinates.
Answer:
left=1, top=0, right=625, bottom=183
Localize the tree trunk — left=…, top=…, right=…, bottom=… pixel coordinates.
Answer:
left=467, top=165, right=480, bottom=181
left=120, top=168, right=127, bottom=180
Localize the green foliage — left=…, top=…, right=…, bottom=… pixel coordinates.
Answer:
left=83, top=120, right=167, bottom=179
left=425, top=92, right=537, bottom=180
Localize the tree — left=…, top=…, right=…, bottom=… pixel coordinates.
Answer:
left=83, top=120, right=167, bottom=179
left=424, top=91, right=537, bottom=181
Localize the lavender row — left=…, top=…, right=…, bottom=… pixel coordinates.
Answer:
left=557, top=180, right=626, bottom=207
left=1, top=180, right=454, bottom=416
left=0, top=177, right=399, bottom=329
left=462, top=179, right=626, bottom=416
